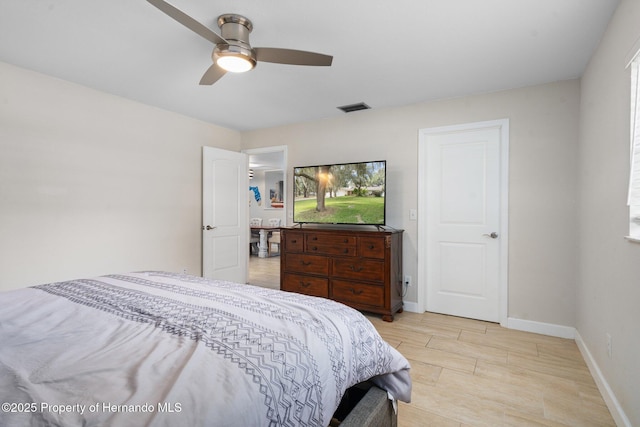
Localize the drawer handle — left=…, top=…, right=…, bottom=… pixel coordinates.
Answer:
left=300, top=281, right=311, bottom=288
left=368, top=244, right=375, bottom=250
left=312, top=236, right=318, bottom=241
left=348, top=265, right=363, bottom=272
left=311, top=246, right=318, bottom=251
left=291, top=239, right=297, bottom=243
left=343, top=248, right=350, bottom=254
left=300, top=260, right=312, bottom=266
left=349, top=288, right=363, bottom=295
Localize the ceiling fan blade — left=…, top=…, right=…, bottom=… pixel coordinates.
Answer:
left=254, top=48, right=333, bottom=66
left=147, top=0, right=227, bottom=45
left=199, top=64, right=227, bottom=85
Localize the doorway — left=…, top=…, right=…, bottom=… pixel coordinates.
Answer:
left=243, top=146, right=287, bottom=289
left=417, top=120, right=509, bottom=325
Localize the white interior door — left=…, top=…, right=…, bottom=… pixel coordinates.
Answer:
left=202, top=146, right=248, bottom=283
left=419, top=120, right=508, bottom=323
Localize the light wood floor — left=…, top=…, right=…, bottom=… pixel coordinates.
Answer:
left=247, top=256, right=615, bottom=426
left=368, top=312, right=614, bottom=427
left=248, top=253, right=280, bottom=289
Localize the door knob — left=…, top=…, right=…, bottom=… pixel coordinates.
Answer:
left=202, top=225, right=216, bottom=231
left=483, top=232, right=498, bottom=239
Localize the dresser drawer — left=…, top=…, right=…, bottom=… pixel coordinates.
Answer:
left=306, top=243, right=357, bottom=256
left=305, top=234, right=357, bottom=256
left=359, top=236, right=387, bottom=259
left=283, top=253, right=329, bottom=275
left=306, top=233, right=357, bottom=246
left=284, top=232, right=304, bottom=252
left=332, top=280, right=384, bottom=308
left=332, top=258, right=385, bottom=282
left=282, top=273, right=329, bottom=298
left=279, top=228, right=403, bottom=322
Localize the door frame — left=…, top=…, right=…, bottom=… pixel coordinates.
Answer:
left=242, top=145, right=288, bottom=217
left=417, top=119, right=509, bottom=326
left=242, top=145, right=288, bottom=279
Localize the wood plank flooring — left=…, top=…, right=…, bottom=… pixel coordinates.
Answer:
left=248, top=254, right=280, bottom=289
left=368, top=312, right=615, bottom=427
left=247, top=256, right=615, bottom=426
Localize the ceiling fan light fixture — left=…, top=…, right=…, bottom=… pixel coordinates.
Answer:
left=214, top=44, right=256, bottom=73
left=147, top=1, right=333, bottom=86
left=217, top=54, right=253, bottom=73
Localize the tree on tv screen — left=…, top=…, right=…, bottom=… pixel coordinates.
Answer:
left=294, top=163, right=383, bottom=214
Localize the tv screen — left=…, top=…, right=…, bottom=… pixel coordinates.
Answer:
left=293, top=160, right=386, bottom=225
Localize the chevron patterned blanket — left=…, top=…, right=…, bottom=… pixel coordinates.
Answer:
left=0, top=271, right=411, bottom=426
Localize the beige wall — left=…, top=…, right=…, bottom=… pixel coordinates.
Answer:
left=0, top=62, right=241, bottom=291
left=242, top=79, right=580, bottom=328
left=2, top=6, right=637, bottom=419
left=578, top=0, right=640, bottom=424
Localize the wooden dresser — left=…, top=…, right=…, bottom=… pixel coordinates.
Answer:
left=280, top=227, right=403, bottom=321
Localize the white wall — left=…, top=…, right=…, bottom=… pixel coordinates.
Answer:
left=0, top=62, right=241, bottom=291
left=577, top=0, right=640, bottom=424
left=249, top=169, right=267, bottom=219
left=242, top=79, right=580, bottom=328
left=248, top=169, right=286, bottom=226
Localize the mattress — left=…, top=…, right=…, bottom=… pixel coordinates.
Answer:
left=0, top=271, right=411, bottom=426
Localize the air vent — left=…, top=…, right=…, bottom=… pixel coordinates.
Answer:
left=337, top=102, right=371, bottom=113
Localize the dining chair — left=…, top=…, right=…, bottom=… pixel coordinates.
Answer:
left=267, top=218, right=281, bottom=227
left=267, top=218, right=281, bottom=256
left=249, top=218, right=262, bottom=255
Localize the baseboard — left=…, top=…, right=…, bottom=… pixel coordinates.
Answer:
left=575, top=331, right=632, bottom=427
left=506, top=317, right=576, bottom=339
left=402, top=311, right=577, bottom=340
left=507, top=319, right=632, bottom=426
left=402, top=301, right=419, bottom=313
left=399, top=312, right=630, bottom=425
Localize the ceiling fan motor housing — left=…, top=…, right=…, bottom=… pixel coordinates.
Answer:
left=213, top=14, right=257, bottom=68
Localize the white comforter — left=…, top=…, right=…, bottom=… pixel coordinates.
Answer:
left=0, top=272, right=411, bottom=426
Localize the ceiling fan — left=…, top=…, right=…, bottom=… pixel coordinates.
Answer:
left=147, top=0, right=333, bottom=85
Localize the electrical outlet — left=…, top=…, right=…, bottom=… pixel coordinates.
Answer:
left=404, top=275, right=412, bottom=287
left=182, top=268, right=188, bottom=275
left=409, top=209, right=417, bottom=221
left=606, top=333, right=612, bottom=358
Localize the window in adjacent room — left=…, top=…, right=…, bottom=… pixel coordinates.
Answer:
left=628, top=53, right=640, bottom=241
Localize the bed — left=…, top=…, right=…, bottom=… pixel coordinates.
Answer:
left=0, top=271, right=411, bottom=426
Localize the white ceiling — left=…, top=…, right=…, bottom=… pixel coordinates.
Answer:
left=248, top=150, right=284, bottom=170
left=0, top=0, right=620, bottom=132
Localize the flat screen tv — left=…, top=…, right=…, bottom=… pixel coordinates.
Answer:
left=293, top=160, right=386, bottom=225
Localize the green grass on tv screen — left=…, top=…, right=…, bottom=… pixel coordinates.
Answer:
left=294, top=196, right=384, bottom=224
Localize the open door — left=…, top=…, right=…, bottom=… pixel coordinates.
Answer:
left=202, top=146, right=248, bottom=283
